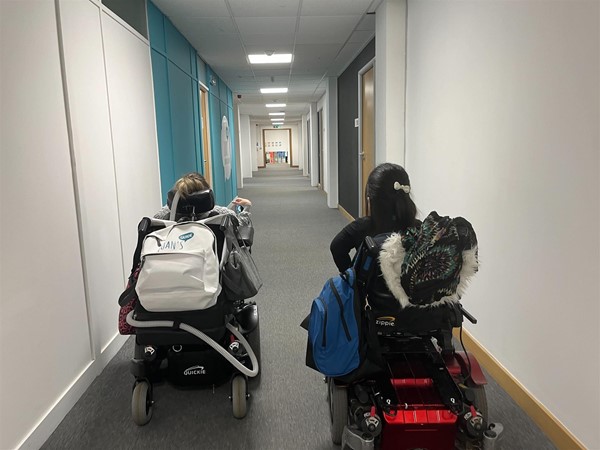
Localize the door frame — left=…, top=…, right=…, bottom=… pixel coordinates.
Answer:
left=198, top=81, right=212, bottom=186
left=262, top=127, right=292, bottom=166
left=357, top=58, right=375, bottom=216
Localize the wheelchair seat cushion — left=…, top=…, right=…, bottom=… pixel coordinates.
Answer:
left=378, top=211, right=479, bottom=308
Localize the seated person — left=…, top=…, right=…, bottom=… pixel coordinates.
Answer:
left=154, top=172, right=252, bottom=226
left=330, top=163, right=418, bottom=273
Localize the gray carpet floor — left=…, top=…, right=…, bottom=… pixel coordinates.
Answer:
left=42, top=166, right=556, bottom=450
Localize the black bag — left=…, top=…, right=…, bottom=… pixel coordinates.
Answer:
left=222, top=223, right=262, bottom=300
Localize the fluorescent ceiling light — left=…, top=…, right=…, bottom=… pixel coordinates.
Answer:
left=272, top=122, right=284, bottom=125
left=248, top=53, right=292, bottom=64
left=261, top=87, right=288, bottom=94
left=269, top=112, right=285, bottom=116
left=270, top=118, right=283, bottom=121
left=266, top=103, right=286, bottom=108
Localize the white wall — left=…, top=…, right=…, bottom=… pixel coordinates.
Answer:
left=326, top=77, right=338, bottom=208
left=309, top=102, right=319, bottom=186
left=302, top=114, right=309, bottom=176
left=239, top=114, right=252, bottom=179
left=375, top=0, right=407, bottom=165
left=405, top=1, right=599, bottom=448
left=250, top=121, right=260, bottom=170
left=60, top=0, right=125, bottom=364
left=0, top=1, right=161, bottom=448
left=1, top=4, right=92, bottom=449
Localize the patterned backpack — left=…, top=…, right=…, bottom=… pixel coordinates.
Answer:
left=379, top=211, right=479, bottom=307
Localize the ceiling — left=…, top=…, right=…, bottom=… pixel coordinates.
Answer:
left=152, top=0, right=380, bottom=124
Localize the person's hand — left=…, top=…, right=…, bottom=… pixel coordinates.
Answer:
left=232, top=197, right=252, bottom=207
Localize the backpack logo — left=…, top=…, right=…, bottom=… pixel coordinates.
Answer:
left=179, top=232, right=194, bottom=242
left=183, top=365, right=206, bottom=376
left=375, top=316, right=396, bottom=327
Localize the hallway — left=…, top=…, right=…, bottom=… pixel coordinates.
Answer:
left=41, top=169, right=555, bottom=450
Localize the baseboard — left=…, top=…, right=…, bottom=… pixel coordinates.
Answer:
left=454, top=328, right=586, bottom=450
left=18, top=333, right=128, bottom=450
left=338, top=205, right=354, bottom=222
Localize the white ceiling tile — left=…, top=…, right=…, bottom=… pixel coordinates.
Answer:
left=153, top=0, right=230, bottom=18
left=228, top=0, right=300, bottom=18
left=176, top=17, right=237, bottom=35
left=235, top=16, right=297, bottom=35
left=245, top=41, right=295, bottom=53
left=300, top=0, right=372, bottom=17
left=348, top=30, right=375, bottom=44
left=355, top=14, right=376, bottom=31
left=251, top=69, right=290, bottom=77
left=297, top=16, right=361, bottom=44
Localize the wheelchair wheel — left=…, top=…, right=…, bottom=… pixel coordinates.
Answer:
left=131, top=381, right=153, bottom=426
left=328, top=378, right=348, bottom=445
left=455, top=384, right=488, bottom=450
left=470, top=384, right=488, bottom=423
left=231, top=375, right=248, bottom=419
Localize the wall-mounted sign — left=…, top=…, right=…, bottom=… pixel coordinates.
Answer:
left=221, top=115, right=231, bottom=180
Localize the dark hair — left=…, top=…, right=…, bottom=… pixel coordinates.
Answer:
left=365, top=163, right=417, bottom=235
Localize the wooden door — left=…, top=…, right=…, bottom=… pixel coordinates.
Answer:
left=360, top=66, right=375, bottom=216
left=199, top=87, right=212, bottom=186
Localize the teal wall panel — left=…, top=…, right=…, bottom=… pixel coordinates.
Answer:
left=151, top=50, right=174, bottom=202
left=197, top=56, right=206, bottom=86
left=147, top=2, right=165, bottom=53
left=165, top=20, right=192, bottom=76
left=227, top=87, right=233, bottom=108
left=149, top=0, right=239, bottom=206
left=168, top=63, right=198, bottom=178
left=218, top=77, right=227, bottom=102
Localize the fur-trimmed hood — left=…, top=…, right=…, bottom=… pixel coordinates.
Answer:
left=378, top=212, right=479, bottom=308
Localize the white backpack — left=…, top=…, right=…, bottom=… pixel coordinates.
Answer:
left=135, top=220, right=222, bottom=312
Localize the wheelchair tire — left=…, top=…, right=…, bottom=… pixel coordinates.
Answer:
left=131, top=381, right=153, bottom=426
left=231, top=375, right=248, bottom=419
left=328, top=378, right=348, bottom=445
left=470, top=384, right=488, bottom=423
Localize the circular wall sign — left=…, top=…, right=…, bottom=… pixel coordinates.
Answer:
left=221, top=115, right=232, bottom=180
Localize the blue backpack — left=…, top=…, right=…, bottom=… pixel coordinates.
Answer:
left=307, top=268, right=361, bottom=377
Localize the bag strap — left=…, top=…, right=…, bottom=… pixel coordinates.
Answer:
left=169, top=190, right=181, bottom=222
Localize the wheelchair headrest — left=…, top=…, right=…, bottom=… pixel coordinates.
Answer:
left=167, top=189, right=215, bottom=216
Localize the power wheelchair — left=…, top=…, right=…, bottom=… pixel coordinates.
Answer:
left=119, top=190, right=261, bottom=425
left=326, top=236, right=503, bottom=450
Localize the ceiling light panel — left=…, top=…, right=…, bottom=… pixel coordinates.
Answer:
left=266, top=103, right=286, bottom=108
left=269, top=112, right=285, bottom=116
left=248, top=54, right=293, bottom=64
left=260, top=87, right=288, bottom=94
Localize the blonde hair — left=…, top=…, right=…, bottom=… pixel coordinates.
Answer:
left=174, top=172, right=210, bottom=197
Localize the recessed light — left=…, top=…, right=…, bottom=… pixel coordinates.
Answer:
left=272, top=122, right=284, bottom=126
left=266, top=103, right=286, bottom=108
left=269, top=112, right=285, bottom=116
left=261, top=87, right=288, bottom=94
left=270, top=118, right=283, bottom=121
left=248, top=53, right=292, bottom=64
